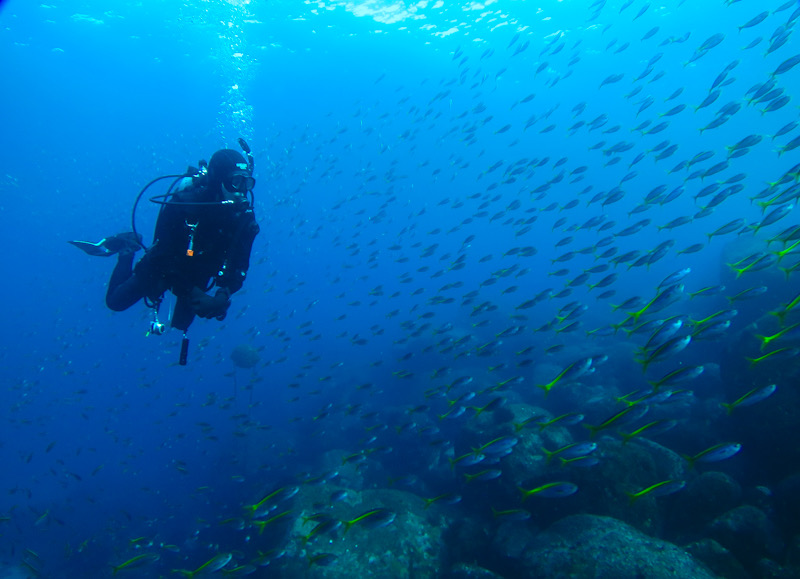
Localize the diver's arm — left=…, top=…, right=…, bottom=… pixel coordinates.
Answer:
left=216, top=209, right=260, bottom=294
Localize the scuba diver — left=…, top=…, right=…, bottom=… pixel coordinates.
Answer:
left=70, top=141, right=260, bottom=364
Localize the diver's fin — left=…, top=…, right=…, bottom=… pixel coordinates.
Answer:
left=68, top=239, right=115, bottom=257
left=102, top=232, right=143, bottom=253
left=68, top=232, right=143, bottom=257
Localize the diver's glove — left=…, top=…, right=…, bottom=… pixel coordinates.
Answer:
left=189, top=287, right=231, bottom=320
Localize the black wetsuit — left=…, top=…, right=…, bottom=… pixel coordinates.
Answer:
left=106, top=183, right=260, bottom=330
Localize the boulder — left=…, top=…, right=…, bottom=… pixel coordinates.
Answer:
left=446, top=562, right=507, bottom=578
left=520, top=514, right=715, bottom=579
left=669, top=471, right=742, bottom=535
left=684, top=538, right=749, bottom=579
left=552, top=438, right=686, bottom=535
left=277, top=487, right=445, bottom=578
left=708, top=505, right=784, bottom=569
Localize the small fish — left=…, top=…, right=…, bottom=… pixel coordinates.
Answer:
left=496, top=376, right=524, bottom=388
left=537, top=357, right=593, bottom=395
left=537, top=412, right=584, bottom=431
left=660, top=104, right=686, bottom=117
left=589, top=273, right=618, bottom=290
left=448, top=392, right=476, bottom=407
left=302, top=518, right=343, bottom=544
left=438, top=405, right=467, bottom=421
left=692, top=321, right=731, bottom=340
left=677, top=243, right=705, bottom=255
left=491, top=507, right=531, bottom=521
left=727, top=287, right=768, bottom=302
left=599, top=73, right=624, bottom=88
left=341, top=452, right=368, bottom=466
left=721, top=384, right=777, bottom=414
left=754, top=323, right=800, bottom=351
left=470, top=397, right=506, bottom=415
left=464, top=469, right=503, bottom=483
left=699, top=33, right=725, bottom=52
left=474, top=436, right=518, bottom=456
left=753, top=204, right=794, bottom=234
left=112, top=553, right=161, bottom=575
left=642, top=27, right=659, bottom=41
left=684, top=443, right=741, bottom=467
left=252, top=510, right=293, bottom=534
left=659, top=268, right=691, bottom=288
left=542, top=442, right=597, bottom=464
left=245, top=486, right=299, bottom=514
left=448, top=376, right=474, bottom=390
left=308, top=553, right=338, bottom=567
left=742, top=36, right=763, bottom=50
left=638, top=335, right=691, bottom=372
left=224, top=565, right=258, bottom=576
left=771, top=54, right=800, bottom=77
left=342, top=508, right=396, bottom=533
left=641, top=318, right=684, bottom=350
left=707, top=219, right=746, bottom=244
left=777, top=135, right=800, bottom=156
left=585, top=405, right=649, bottom=437
left=738, top=11, right=769, bottom=33
left=770, top=291, right=800, bottom=324
left=423, top=493, right=462, bottom=509
left=648, top=366, right=704, bottom=390
left=626, top=284, right=685, bottom=325
left=172, top=553, right=233, bottom=578
left=761, top=96, right=791, bottom=114
left=619, top=419, right=678, bottom=444
left=560, top=455, right=601, bottom=468
left=512, top=414, right=545, bottom=432
left=449, top=452, right=486, bottom=469
left=746, top=348, right=800, bottom=367
left=626, top=480, right=686, bottom=504
left=219, top=517, right=246, bottom=531
left=518, top=481, right=578, bottom=501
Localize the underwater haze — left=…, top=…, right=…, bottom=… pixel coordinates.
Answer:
left=2, top=0, right=800, bottom=577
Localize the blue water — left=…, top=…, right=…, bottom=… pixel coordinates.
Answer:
left=1, top=0, right=799, bottom=577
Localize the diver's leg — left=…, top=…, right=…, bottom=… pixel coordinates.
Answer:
left=170, top=296, right=195, bottom=331
left=105, top=254, right=148, bottom=311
